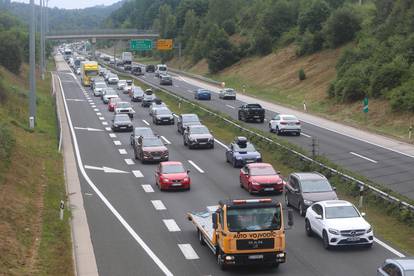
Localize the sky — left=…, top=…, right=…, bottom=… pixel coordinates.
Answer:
left=12, top=0, right=120, bottom=10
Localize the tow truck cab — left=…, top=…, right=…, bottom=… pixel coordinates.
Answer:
left=188, top=198, right=289, bottom=269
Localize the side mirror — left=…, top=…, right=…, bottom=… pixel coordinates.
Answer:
left=293, top=188, right=299, bottom=193
left=361, top=212, right=366, bottom=217
left=277, top=171, right=281, bottom=174
left=187, top=170, right=190, bottom=174
left=315, top=214, right=322, bottom=220
left=287, top=208, right=294, bottom=227
left=212, top=213, right=218, bottom=229
left=332, top=186, right=337, bottom=191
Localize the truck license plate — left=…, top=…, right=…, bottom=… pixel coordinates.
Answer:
left=248, top=255, right=263, bottom=260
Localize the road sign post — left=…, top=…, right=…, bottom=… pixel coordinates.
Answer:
left=130, top=39, right=153, bottom=51
left=363, top=97, right=368, bottom=123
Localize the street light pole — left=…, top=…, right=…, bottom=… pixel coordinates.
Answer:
left=40, top=0, right=44, bottom=80
left=29, top=0, right=36, bottom=128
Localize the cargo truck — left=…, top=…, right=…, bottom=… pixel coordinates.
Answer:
left=80, top=61, right=99, bottom=86
left=187, top=198, right=291, bottom=270
left=121, top=52, right=133, bottom=65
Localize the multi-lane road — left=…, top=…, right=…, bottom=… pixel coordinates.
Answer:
left=54, top=54, right=405, bottom=276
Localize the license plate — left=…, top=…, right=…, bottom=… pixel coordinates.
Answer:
left=153, top=156, right=160, bottom=160
left=199, top=142, right=206, bottom=145
left=120, top=126, right=126, bottom=129
left=246, top=160, right=254, bottom=163
left=264, top=188, right=274, bottom=191
left=248, top=255, right=263, bottom=260
left=172, top=183, right=181, bottom=186
left=288, top=123, right=295, bottom=126
left=347, top=237, right=360, bottom=241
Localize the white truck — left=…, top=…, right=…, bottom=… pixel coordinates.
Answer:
left=121, top=52, right=133, bottom=65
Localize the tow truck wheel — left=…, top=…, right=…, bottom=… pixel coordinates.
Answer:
left=198, top=229, right=205, bottom=246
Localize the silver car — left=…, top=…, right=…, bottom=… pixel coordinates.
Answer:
left=102, top=88, right=119, bottom=104
left=93, top=82, right=107, bottom=96
left=219, top=88, right=236, bottom=100
left=377, top=258, right=414, bottom=276
left=183, top=124, right=214, bottom=149
left=269, top=114, right=301, bottom=136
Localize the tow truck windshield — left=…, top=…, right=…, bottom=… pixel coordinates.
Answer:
left=226, top=206, right=281, bottom=232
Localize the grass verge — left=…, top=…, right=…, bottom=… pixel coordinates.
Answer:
left=0, top=60, right=74, bottom=275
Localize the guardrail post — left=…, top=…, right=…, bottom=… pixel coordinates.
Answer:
left=358, top=186, right=364, bottom=208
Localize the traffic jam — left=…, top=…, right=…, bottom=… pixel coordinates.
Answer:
left=64, top=48, right=378, bottom=271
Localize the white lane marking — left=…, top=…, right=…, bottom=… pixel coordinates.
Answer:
left=89, top=102, right=94, bottom=105
left=163, top=219, right=181, bottom=232
left=225, top=104, right=235, bottom=109
left=151, top=200, right=166, bottom=210
left=188, top=160, right=205, bottom=173
left=84, top=165, right=129, bottom=174
left=94, top=108, right=99, bottom=111
left=74, top=127, right=103, bottom=132
left=96, top=112, right=102, bottom=116
left=99, top=117, right=105, bottom=121
left=350, top=152, right=378, bottom=164
left=102, top=121, right=108, bottom=125
left=119, top=149, right=127, bottom=155
left=375, top=238, right=405, bottom=257
left=301, top=132, right=311, bottom=138
left=91, top=105, right=96, bottom=108
left=114, top=140, right=122, bottom=145
left=141, top=184, right=154, bottom=192
left=66, top=98, right=84, bottom=102
left=187, top=89, right=193, bottom=93
left=161, top=136, right=171, bottom=145
left=125, top=158, right=135, bottom=165
left=109, top=133, right=116, bottom=138
left=57, top=76, right=174, bottom=276
left=133, top=170, right=144, bottom=178
left=88, top=99, right=93, bottom=102
left=142, top=119, right=150, bottom=126
left=105, top=127, right=111, bottom=131
left=215, top=139, right=229, bottom=150
left=178, top=244, right=199, bottom=260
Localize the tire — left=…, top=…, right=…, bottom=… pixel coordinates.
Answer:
left=276, top=127, right=281, bottom=136
left=183, top=138, right=187, bottom=146
left=260, top=118, right=264, bottom=123
left=365, top=243, right=373, bottom=249
left=238, top=112, right=242, bottom=121
left=299, top=202, right=306, bottom=217
left=226, top=155, right=229, bottom=163
left=271, top=263, right=280, bottom=269
left=240, top=178, right=244, bottom=188
left=232, top=158, right=237, bottom=168
left=285, top=193, right=290, bottom=207
left=210, top=143, right=214, bottom=149
left=305, top=219, right=313, bottom=237
left=269, top=124, right=273, bottom=133
left=323, top=231, right=330, bottom=249
left=198, top=229, right=206, bottom=246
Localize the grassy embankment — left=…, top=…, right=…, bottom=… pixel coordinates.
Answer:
left=169, top=45, right=414, bottom=143
left=118, top=72, right=414, bottom=255
left=0, top=62, right=73, bottom=275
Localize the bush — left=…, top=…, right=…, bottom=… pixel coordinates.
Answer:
left=0, top=123, right=15, bottom=163
left=389, top=80, right=414, bottom=112
left=324, top=7, right=361, bottom=48
left=207, top=46, right=239, bottom=73
left=298, top=68, right=306, bottom=80
left=0, top=31, right=23, bottom=74
left=222, top=19, right=236, bottom=36
left=298, top=0, right=331, bottom=34
left=252, top=27, right=273, bottom=55
left=296, top=31, right=324, bottom=56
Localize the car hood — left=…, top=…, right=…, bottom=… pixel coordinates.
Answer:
left=303, top=191, right=338, bottom=202
left=162, top=172, right=188, bottom=180
left=156, top=114, right=173, bottom=118
left=183, top=121, right=200, bottom=127
left=143, top=146, right=167, bottom=152
left=189, top=134, right=213, bottom=139
left=250, top=175, right=283, bottom=184
left=234, top=151, right=260, bottom=158
left=324, top=217, right=370, bottom=231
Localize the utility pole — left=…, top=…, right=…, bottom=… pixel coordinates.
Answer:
left=29, top=0, right=36, bottom=128
left=40, top=0, right=44, bottom=80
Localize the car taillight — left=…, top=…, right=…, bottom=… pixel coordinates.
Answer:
left=280, top=122, right=287, bottom=125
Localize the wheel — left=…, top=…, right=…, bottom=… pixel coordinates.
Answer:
left=271, top=262, right=280, bottom=269
left=238, top=112, right=242, bottom=121
left=276, top=127, right=281, bottom=136
left=210, top=143, right=214, bottom=149
left=365, top=243, right=373, bottom=248
left=299, top=202, right=306, bottom=217
left=198, top=229, right=205, bottom=246
left=232, top=158, right=237, bottom=168
left=226, top=155, right=229, bottom=163
left=260, top=118, right=264, bottom=123
left=285, top=193, right=290, bottom=207
left=322, top=231, right=330, bottom=249
left=269, top=124, right=273, bottom=133
left=305, top=219, right=313, bottom=237
left=183, top=138, right=187, bottom=146
left=134, top=150, right=138, bottom=160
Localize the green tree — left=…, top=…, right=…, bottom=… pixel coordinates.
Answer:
left=324, top=7, right=361, bottom=48
left=252, top=27, right=273, bottom=55
left=0, top=30, right=22, bottom=73
left=181, top=9, right=199, bottom=48
left=298, top=0, right=330, bottom=34
left=260, top=0, right=297, bottom=41
left=389, top=79, right=414, bottom=112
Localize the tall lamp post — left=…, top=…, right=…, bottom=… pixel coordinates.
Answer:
left=29, top=0, right=36, bottom=128
left=40, top=0, right=44, bottom=80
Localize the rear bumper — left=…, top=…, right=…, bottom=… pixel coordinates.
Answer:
left=221, top=251, right=286, bottom=266
left=250, top=184, right=284, bottom=194
left=161, top=182, right=190, bottom=190
left=111, top=125, right=133, bottom=132
left=188, top=140, right=214, bottom=148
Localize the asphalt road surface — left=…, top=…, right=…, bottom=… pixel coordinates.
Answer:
left=56, top=58, right=404, bottom=276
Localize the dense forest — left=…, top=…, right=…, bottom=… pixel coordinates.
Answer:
left=107, top=0, right=414, bottom=112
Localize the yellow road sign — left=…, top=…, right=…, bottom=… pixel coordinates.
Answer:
left=156, top=39, right=173, bottom=50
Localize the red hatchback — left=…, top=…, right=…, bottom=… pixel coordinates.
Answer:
left=108, top=97, right=122, bottom=112
left=155, top=161, right=191, bottom=191
left=240, top=163, right=284, bottom=194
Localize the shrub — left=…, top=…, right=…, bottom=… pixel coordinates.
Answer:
left=252, top=27, right=273, bottom=55
left=0, top=123, right=15, bottom=163
left=298, top=0, right=331, bottom=34
left=389, top=80, right=414, bottom=112
left=324, top=7, right=361, bottom=48
left=298, top=68, right=306, bottom=80
left=296, top=31, right=324, bottom=56
left=0, top=31, right=23, bottom=74
left=222, top=19, right=236, bottom=36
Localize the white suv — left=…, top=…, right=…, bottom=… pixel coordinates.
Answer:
left=305, top=200, right=374, bottom=249
left=155, top=64, right=167, bottom=77
left=269, top=114, right=301, bottom=136
left=219, top=88, right=236, bottom=100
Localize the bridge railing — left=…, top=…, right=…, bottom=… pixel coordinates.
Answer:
left=46, top=29, right=158, bottom=36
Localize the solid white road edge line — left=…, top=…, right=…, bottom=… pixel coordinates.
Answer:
left=301, top=132, right=312, bottom=138
left=188, top=160, right=205, bottom=173
left=225, top=104, right=235, bottom=109
left=350, top=152, right=378, bottom=164
left=141, top=184, right=154, bottom=193
left=58, top=76, right=174, bottom=276
left=215, top=139, right=229, bottom=150
left=161, top=136, right=171, bottom=145
left=151, top=200, right=166, bottom=210
left=163, top=219, right=181, bottom=232
left=142, top=119, right=150, bottom=126
left=374, top=238, right=405, bottom=257
left=178, top=244, right=199, bottom=260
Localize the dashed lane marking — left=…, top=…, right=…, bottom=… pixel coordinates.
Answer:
left=161, top=136, right=171, bottom=145
left=188, top=160, right=205, bottom=173
left=141, top=184, right=154, bottom=192
left=142, top=119, right=150, bottom=126
left=163, top=219, right=181, bottom=232
left=151, top=200, right=166, bottom=210
left=178, top=244, right=199, bottom=260
left=113, top=140, right=121, bottom=146
left=133, top=170, right=144, bottom=178
left=225, top=104, right=235, bottom=109
left=119, top=149, right=127, bottom=155
left=124, top=158, right=135, bottom=165
left=301, top=133, right=312, bottom=138
left=350, top=152, right=378, bottom=164
left=105, top=127, right=111, bottom=131
left=102, top=121, right=108, bottom=126
left=109, top=133, right=116, bottom=138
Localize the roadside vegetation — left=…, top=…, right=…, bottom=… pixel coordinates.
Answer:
left=0, top=9, right=73, bottom=276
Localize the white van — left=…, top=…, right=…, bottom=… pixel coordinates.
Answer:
left=155, top=64, right=167, bottom=77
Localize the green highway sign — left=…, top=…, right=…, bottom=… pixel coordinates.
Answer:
left=130, top=39, right=153, bottom=51
left=363, top=97, right=369, bottom=113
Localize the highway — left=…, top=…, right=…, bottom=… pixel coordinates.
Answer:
left=55, top=54, right=401, bottom=276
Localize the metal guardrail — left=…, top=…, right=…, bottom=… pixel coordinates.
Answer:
left=47, top=29, right=158, bottom=36
left=102, top=61, right=414, bottom=214
left=168, top=68, right=222, bottom=86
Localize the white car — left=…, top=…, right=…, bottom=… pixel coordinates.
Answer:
left=114, top=101, right=135, bottom=118
left=75, top=68, right=81, bottom=75
left=155, top=64, right=167, bottom=77
left=269, top=114, right=301, bottom=136
left=305, top=200, right=374, bottom=249
left=107, top=74, right=119, bottom=84
left=123, top=80, right=133, bottom=94
left=102, top=88, right=119, bottom=104
left=117, top=80, right=127, bottom=90
left=93, top=82, right=107, bottom=97
left=219, top=88, right=236, bottom=100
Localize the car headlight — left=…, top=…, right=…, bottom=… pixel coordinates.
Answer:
left=303, top=199, right=313, bottom=206
left=114, top=124, right=118, bottom=127
left=256, top=155, right=262, bottom=160
left=251, top=182, right=260, bottom=186
left=128, top=124, right=132, bottom=127
left=189, top=136, right=196, bottom=141
left=366, top=226, right=372, bottom=233
left=183, top=177, right=189, bottom=182
left=162, top=178, right=169, bottom=183
left=328, top=228, right=340, bottom=235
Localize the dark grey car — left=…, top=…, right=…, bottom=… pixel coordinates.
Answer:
left=177, top=114, right=201, bottom=134
left=111, top=114, right=133, bottom=132
left=153, top=107, right=174, bottom=125
left=285, top=172, right=338, bottom=216
left=183, top=125, right=214, bottom=149
left=130, top=127, right=155, bottom=146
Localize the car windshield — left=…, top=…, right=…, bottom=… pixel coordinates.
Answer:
left=117, top=102, right=130, bottom=108
left=133, top=89, right=144, bottom=96
left=224, top=89, right=235, bottom=93
left=158, top=66, right=167, bottom=71
left=119, top=80, right=126, bottom=84
left=250, top=166, right=276, bottom=176
left=114, top=116, right=130, bottom=123
left=301, top=179, right=333, bottom=193
left=227, top=206, right=281, bottom=232
left=162, top=164, right=185, bottom=174
left=247, top=104, right=262, bottom=108
left=142, top=138, right=163, bottom=147
left=156, top=109, right=171, bottom=115
left=281, top=116, right=298, bottom=121
left=234, top=143, right=256, bottom=152
left=135, top=128, right=153, bottom=137
left=190, top=126, right=209, bottom=134
left=182, top=115, right=199, bottom=123
left=85, top=71, right=98, bottom=76
left=198, top=89, right=210, bottom=94
left=105, top=90, right=117, bottom=95
left=325, top=206, right=360, bottom=219
left=96, top=83, right=106, bottom=88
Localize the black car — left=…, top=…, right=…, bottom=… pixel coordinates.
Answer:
left=131, top=65, right=144, bottom=76
left=142, top=94, right=156, bottom=107
left=238, top=103, right=265, bottom=123
left=131, top=87, right=145, bottom=102
left=177, top=114, right=201, bottom=134
left=146, top=64, right=155, bottom=73
left=124, top=64, right=132, bottom=71
left=111, top=114, right=133, bottom=132
left=153, top=107, right=175, bottom=125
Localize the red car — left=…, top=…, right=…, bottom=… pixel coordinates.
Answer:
left=155, top=161, right=191, bottom=191
left=239, top=163, right=284, bottom=194
left=108, top=97, right=122, bottom=112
